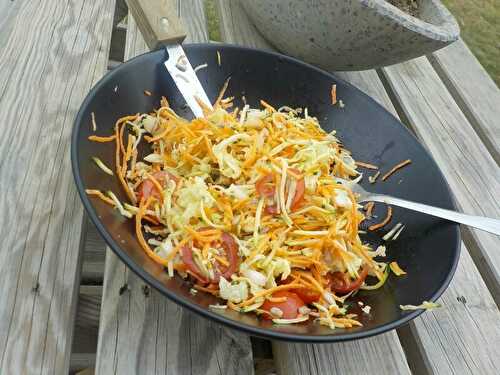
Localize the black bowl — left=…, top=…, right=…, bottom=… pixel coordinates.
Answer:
left=71, top=44, right=460, bottom=342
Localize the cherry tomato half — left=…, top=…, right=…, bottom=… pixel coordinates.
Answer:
left=326, top=267, right=369, bottom=294
left=261, top=291, right=305, bottom=320
left=255, top=169, right=305, bottom=214
left=181, top=231, right=239, bottom=284
left=289, top=168, right=305, bottom=210
left=279, top=277, right=321, bottom=304
left=255, top=174, right=275, bottom=198
left=136, top=171, right=179, bottom=202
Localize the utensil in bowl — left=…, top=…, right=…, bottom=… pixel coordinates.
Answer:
left=71, top=1, right=460, bottom=342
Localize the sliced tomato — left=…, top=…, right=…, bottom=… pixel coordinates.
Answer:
left=256, top=169, right=305, bottom=214
left=256, top=174, right=275, bottom=197
left=261, top=291, right=305, bottom=320
left=289, top=168, right=305, bottom=211
left=213, top=232, right=239, bottom=281
left=180, top=245, right=209, bottom=284
left=326, top=267, right=369, bottom=294
left=181, top=231, right=240, bottom=285
left=136, top=171, right=179, bottom=201
left=279, top=277, right=321, bottom=304
left=294, top=288, right=321, bottom=304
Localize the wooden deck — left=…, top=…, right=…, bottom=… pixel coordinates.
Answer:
left=0, top=0, right=499, bottom=374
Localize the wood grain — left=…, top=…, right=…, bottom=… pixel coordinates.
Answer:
left=381, top=58, right=500, bottom=304
left=0, top=1, right=115, bottom=374
left=95, top=4, right=254, bottom=374
left=273, top=333, right=411, bottom=375
left=337, top=64, right=500, bottom=375
left=81, top=217, right=107, bottom=283
left=428, top=39, right=500, bottom=164
left=126, top=0, right=187, bottom=49
left=398, top=244, right=500, bottom=375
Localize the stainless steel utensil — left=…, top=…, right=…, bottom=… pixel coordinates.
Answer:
left=348, top=182, right=500, bottom=236
left=126, top=0, right=212, bottom=118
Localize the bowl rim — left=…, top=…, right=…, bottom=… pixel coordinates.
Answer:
left=364, top=0, right=460, bottom=42
left=71, top=43, right=461, bottom=343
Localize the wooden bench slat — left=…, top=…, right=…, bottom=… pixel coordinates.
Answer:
left=0, top=1, right=115, bottom=373
left=428, top=39, right=500, bottom=164
left=273, top=334, right=411, bottom=375
left=340, top=70, right=500, bottom=374
left=381, top=59, right=500, bottom=303
left=214, top=2, right=413, bottom=374
left=81, top=218, right=106, bottom=283
left=95, top=4, right=254, bottom=374
left=399, top=244, right=500, bottom=374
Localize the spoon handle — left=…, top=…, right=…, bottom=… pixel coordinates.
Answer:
left=368, top=194, right=500, bottom=236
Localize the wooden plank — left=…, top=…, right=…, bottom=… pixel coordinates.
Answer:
left=0, top=1, right=115, bottom=374
left=341, top=57, right=500, bottom=375
left=95, top=4, right=254, bottom=374
left=81, top=217, right=106, bottom=283
left=214, top=1, right=412, bottom=374
left=273, top=334, right=411, bottom=375
left=428, top=39, right=500, bottom=164
left=398, top=244, right=500, bottom=375
left=381, top=58, right=500, bottom=304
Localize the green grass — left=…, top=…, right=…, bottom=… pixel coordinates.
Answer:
left=441, top=0, right=499, bottom=86
left=204, top=0, right=221, bottom=42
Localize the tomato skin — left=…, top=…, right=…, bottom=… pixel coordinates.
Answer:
left=326, top=268, right=369, bottom=294
left=289, top=169, right=305, bottom=210
left=181, top=231, right=239, bottom=284
left=136, top=171, right=179, bottom=201
left=256, top=169, right=305, bottom=214
left=181, top=245, right=209, bottom=284
left=261, top=291, right=305, bottom=320
left=294, top=288, right=321, bottom=304
left=214, top=232, right=239, bottom=281
left=279, top=277, right=321, bottom=304
left=256, top=174, right=275, bottom=198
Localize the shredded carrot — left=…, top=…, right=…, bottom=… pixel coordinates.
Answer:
left=146, top=173, right=163, bottom=198
left=368, top=206, right=393, bottom=231
left=85, top=189, right=115, bottom=206
left=146, top=123, right=171, bottom=143
left=194, top=284, right=219, bottom=295
left=382, top=159, right=411, bottom=181
left=355, top=161, right=378, bottom=170
left=331, top=84, right=337, bottom=105
left=364, top=202, right=375, bottom=218
left=390, top=261, right=407, bottom=276
left=260, top=99, right=276, bottom=112
left=88, top=134, right=116, bottom=142
left=214, top=77, right=231, bottom=108
left=239, top=283, right=302, bottom=307
left=136, top=198, right=169, bottom=267
left=99, top=94, right=402, bottom=328
left=266, top=296, right=287, bottom=303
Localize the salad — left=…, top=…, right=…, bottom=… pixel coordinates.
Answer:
left=86, top=94, right=394, bottom=329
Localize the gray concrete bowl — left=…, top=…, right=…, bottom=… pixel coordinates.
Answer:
left=241, top=0, right=460, bottom=70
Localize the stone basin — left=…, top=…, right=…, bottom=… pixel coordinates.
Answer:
left=241, top=0, right=460, bottom=70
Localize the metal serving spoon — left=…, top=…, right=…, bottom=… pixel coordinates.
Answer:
left=349, top=183, right=500, bottom=236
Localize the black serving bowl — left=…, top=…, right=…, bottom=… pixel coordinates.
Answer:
left=72, top=44, right=460, bottom=342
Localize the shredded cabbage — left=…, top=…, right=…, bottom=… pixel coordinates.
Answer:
left=219, top=278, right=248, bottom=303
